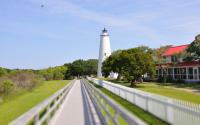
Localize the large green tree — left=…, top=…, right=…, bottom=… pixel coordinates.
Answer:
left=84, top=59, right=98, bottom=75
left=125, top=47, right=155, bottom=86
left=102, top=47, right=155, bottom=86
left=185, top=34, right=200, bottom=61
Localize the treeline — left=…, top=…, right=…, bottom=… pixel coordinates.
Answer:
left=0, top=59, right=98, bottom=95
left=35, top=59, right=98, bottom=80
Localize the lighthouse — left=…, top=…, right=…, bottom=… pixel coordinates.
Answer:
left=97, top=28, right=111, bottom=78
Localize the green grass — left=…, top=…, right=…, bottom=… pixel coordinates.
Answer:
left=89, top=80, right=168, bottom=125
left=134, top=83, right=200, bottom=104
left=109, top=79, right=200, bottom=104
left=0, top=80, right=70, bottom=125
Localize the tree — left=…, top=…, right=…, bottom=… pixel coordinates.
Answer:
left=84, top=59, right=98, bottom=76
left=37, top=68, right=54, bottom=80
left=37, top=66, right=67, bottom=80
left=69, top=59, right=98, bottom=77
left=70, top=59, right=86, bottom=77
left=102, top=47, right=155, bottom=86
left=125, top=47, right=155, bottom=86
left=185, top=34, right=200, bottom=61
left=102, top=50, right=127, bottom=80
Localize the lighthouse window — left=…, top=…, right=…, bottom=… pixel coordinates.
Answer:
left=105, top=53, right=107, bottom=56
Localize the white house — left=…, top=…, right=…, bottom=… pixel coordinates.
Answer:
left=156, top=44, right=200, bottom=82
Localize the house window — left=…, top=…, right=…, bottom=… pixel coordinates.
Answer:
left=159, top=69, right=162, bottom=77
left=181, top=68, right=186, bottom=79
left=188, top=67, right=193, bottom=79
left=171, top=56, right=177, bottom=62
left=174, top=68, right=178, bottom=79
left=156, top=70, right=158, bottom=78
left=163, top=68, right=167, bottom=76
left=168, top=68, right=173, bottom=78
left=194, top=68, right=198, bottom=80
left=199, top=67, right=200, bottom=79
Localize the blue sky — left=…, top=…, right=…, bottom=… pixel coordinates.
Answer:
left=0, top=0, right=200, bottom=69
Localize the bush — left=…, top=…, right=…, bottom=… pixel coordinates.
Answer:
left=166, top=76, right=175, bottom=83
left=7, top=71, right=42, bottom=89
left=157, top=76, right=167, bottom=83
left=176, top=78, right=185, bottom=84
left=0, top=80, right=14, bottom=94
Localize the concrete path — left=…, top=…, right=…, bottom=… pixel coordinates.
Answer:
left=50, top=80, right=101, bottom=125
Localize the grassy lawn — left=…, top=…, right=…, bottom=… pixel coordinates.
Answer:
left=107, top=79, right=200, bottom=104
left=0, top=80, right=70, bottom=125
left=136, top=83, right=200, bottom=104
left=88, top=80, right=168, bottom=125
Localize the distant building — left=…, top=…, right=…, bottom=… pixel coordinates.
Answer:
left=156, top=44, right=200, bottom=82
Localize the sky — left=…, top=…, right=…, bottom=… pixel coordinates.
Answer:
left=0, top=0, right=200, bottom=69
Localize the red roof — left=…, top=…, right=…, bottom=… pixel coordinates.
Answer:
left=163, top=44, right=189, bottom=56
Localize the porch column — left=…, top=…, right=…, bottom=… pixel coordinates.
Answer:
left=172, top=68, right=174, bottom=79
left=197, top=67, right=199, bottom=80
left=193, top=67, right=195, bottom=80
left=186, top=67, right=188, bottom=80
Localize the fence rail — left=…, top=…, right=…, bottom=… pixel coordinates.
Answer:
left=82, top=79, right=146, bottom=125
left=87, top=77, right=200, bottom=125
left=9, top=80, right=75, bottom=125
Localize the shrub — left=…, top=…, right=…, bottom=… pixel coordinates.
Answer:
left=176, top=78, right=185, bottom=84
left=0, top=80, right=14, bottom=94
left=7, top=71, right=42, bottom=89
left=166, top=76, right=175, bottom=83
left=157, top=76, right=167, bottom=83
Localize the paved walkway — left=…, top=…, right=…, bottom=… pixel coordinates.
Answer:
left=50, top=80, right=101, bottom=125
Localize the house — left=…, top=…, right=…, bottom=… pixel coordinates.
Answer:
left=156, top=44, right=200, bottom=82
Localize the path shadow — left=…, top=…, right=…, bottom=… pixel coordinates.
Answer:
left=80, top=80, right=97, bottom=125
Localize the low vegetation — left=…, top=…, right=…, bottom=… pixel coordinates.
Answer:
left=0, top=80, right=70, bottom=125
left=0, top=58, right=97, bottom=124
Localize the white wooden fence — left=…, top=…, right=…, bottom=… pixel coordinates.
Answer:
left=88, top=77, right=200, bottom=125
left=82, top=79, right=147, bottom=125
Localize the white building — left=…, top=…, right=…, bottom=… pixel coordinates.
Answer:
left=156, top=44, right=200, bottom=82
left=97, top=28, right=111, bottom=78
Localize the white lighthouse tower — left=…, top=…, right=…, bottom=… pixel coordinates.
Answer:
left=97, top=28, right=111, bottom=78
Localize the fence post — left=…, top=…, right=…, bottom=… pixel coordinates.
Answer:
left=145, top=94, right=149, bottom=111
left=34, top=113, right=40, bottom=125
left=166, top=99, right=174, bottom=124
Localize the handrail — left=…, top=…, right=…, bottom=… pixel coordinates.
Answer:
left=88, top=77, right=200, bottom=125
left=82, top=79, right=146, bottom=125
left=9, top=80, right=75, bottom=125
